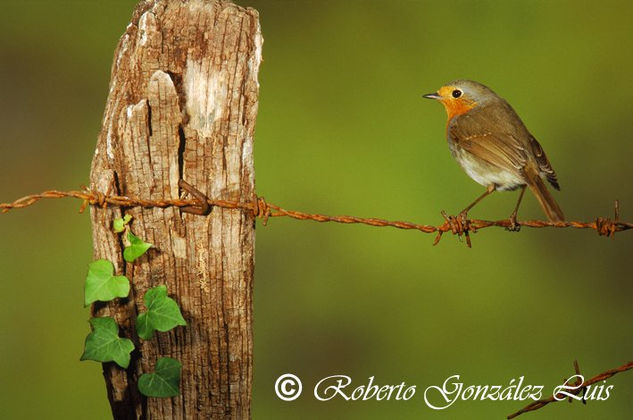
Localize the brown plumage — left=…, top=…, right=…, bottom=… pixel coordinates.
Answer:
left=423, top=80, right=564, bottom=224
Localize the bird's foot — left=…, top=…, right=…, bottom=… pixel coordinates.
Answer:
left=505, top=213, right=521, bottom=232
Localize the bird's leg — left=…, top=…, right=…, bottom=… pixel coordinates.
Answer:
left=458, top=184, right=495, bottom=221
left=506, top=185, right=526, bottom=232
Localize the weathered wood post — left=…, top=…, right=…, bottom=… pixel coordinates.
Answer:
left=89, top=0, right=261, bottom=418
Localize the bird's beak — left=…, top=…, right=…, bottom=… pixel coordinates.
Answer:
left=422, top=92, right=441, bottom=100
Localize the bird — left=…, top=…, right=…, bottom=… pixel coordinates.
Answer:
left=423, top=80, right=564, bottom=229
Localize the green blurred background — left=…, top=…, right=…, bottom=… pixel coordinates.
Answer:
left=1, top=1, right=632, bottom=419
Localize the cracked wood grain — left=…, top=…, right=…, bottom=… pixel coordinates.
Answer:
left=89, top=0, right=261, bottom=418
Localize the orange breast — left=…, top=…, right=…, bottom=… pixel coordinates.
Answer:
left=442, top=98, right=477, bottom=121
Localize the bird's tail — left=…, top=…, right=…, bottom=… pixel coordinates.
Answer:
left=525, top=169, right=565, bottom=222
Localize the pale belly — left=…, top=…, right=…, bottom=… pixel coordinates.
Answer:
left=450, top=146, right=525, bottom=191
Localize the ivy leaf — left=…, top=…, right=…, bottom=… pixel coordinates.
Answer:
left=80, top=317, right=135, bottom=369
left=123, top=231, right=152, bottom=262
left=138, top=357, right=182, bottom=397
left=113, top=214, right=132, bottom=233
left=136, top=285, right=187, bottom=340
left=84, top=259, right=130, bottom=306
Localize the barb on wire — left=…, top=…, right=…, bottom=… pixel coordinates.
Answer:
left=1, top=188, right=632, bottom=247
left=507, top=360, right=633, bottom=419
left=3, top=189, right=633, bottom=415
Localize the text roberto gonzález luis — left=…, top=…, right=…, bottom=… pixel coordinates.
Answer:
left=312, top=374, right=613, bottom=409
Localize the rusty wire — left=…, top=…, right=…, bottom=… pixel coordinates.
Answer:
left=507, top=360, right=633, bottom=419
left=0, top=188, right=632, bottom=247
left=2, top=189, right=633, bottom=416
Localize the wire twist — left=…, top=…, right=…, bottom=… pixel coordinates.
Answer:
left=1, top=188, right=632, bottom=247
left=507, top=360, right=633, bottom=418
left=2, top=188, right=633, bottom=417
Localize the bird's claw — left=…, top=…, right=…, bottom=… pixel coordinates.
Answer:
left=506, top=214, right=521, bottom=232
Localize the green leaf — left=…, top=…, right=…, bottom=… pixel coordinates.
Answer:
left=136, top=285, right=187, bottom=340
left=123, top=231, right=152, bottom=262
left=80, top=317, right=135, bottom=368
left=113, top=214, right=132, bottom=233
left=84, top=259, right=130, bottom=306
left=138, top=357, right=182, bottom=397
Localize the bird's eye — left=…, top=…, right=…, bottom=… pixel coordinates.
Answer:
left=452, top=89, right=462, bottom=98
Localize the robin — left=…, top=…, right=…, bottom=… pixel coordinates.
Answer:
left=423, top=80, right=564, bottom=229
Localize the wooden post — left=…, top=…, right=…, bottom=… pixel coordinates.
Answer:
left=89, top=0, right=261, bottom=418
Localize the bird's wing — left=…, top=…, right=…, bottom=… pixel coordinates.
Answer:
left=447, top=105, right=529, bottom=176
left=528, top=134, right=560, bottom=190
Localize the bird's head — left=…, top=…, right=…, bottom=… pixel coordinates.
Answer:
left=423, top=80, right=498, bottom=120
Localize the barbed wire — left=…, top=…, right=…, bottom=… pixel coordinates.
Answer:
left=2, top=187, right=633, bottom=416
left=1, top=188, right=632, bottom=247
left=507, top=360, right=633, bottom=418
